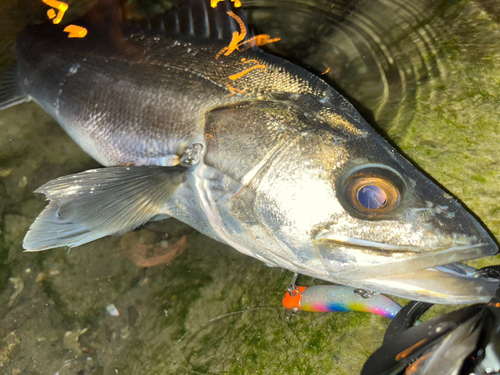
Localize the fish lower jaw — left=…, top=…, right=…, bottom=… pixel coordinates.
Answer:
left=358, top=267, right=500, bottom=305
left=308, top=233, right=499, bottom=303
left=314, top=232, right=497, bottom=281
left=297, top=264, right=499, bottom=305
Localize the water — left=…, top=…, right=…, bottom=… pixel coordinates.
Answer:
left=1, top=0, right=499, bottom=374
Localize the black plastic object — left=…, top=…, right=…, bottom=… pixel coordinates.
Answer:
left=361, top=266, right=500, bottom=375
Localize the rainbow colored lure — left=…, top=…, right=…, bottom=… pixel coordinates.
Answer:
left=283, top=285, right=402, bottom=319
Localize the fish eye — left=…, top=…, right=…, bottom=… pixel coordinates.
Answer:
left=358, top=184, right=387, bottom=209
left=342, top=166, right=403, bottom=216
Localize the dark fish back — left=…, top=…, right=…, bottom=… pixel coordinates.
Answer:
left=14, top=2, right=335, bottom=168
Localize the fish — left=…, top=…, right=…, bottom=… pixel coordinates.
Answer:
left=0, top=0, right=498, bottom=304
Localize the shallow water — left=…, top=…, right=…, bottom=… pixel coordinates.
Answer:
left=1, top=0, right=499, bottom=374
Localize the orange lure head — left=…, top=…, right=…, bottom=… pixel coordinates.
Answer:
left=282, top=286, right=306, bottom=311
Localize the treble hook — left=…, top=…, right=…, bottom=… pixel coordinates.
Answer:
left=286, top=273, right=300, bottom=297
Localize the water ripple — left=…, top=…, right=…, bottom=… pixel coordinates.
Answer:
left=245, top=0, right=450, bottom=134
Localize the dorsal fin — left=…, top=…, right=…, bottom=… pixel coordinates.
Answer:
left=143, top=0, right=246, bottom=41
left=79, top=0, right=125, bottom=26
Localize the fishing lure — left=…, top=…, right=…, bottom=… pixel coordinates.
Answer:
left=283, top=285, right=402, bottom=319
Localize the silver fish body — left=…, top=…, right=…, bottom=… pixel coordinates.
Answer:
left=6, top=0, right=498, bottom=303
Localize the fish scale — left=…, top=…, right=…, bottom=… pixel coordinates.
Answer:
left=18, top=20, right=336, bottom=167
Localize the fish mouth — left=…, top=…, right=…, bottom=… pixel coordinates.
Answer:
left=314, top=230, right=499, bottom=304
left=314, top=231, right=498, bottom=281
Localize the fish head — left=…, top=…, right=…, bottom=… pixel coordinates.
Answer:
left=216, top=99, right=498, bottom=302
left=314, top=135, right=498, bottom=278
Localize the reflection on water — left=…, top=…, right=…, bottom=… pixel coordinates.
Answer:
left=0, top=0, right=499, bottom=374
left=248, top=0, right=443, bottom=127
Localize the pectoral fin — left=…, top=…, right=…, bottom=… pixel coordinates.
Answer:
left=23, top=166, right=186, bottom=251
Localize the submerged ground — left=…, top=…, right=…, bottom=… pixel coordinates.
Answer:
left=1, top=0, right=500, bottom=374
